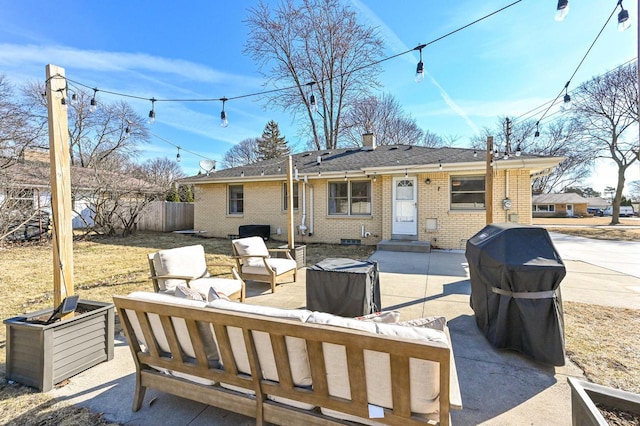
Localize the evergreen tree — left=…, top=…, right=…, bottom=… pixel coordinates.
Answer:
left=257, top=120, right=289, bottom=160
left=180, top=185, right=194, bottom=202
left=166, top=182, right=180, bottom=202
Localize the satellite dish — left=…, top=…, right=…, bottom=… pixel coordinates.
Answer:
left=199, top=159, right=216, bottom=175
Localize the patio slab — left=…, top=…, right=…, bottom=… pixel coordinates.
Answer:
left=46, top=245, right=640, bottom=425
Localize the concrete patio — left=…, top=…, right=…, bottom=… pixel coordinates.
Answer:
left=44, top=236, right=640, bottom=425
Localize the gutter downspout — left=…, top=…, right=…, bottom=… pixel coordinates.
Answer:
left=300, top=177, right=308, bottom=235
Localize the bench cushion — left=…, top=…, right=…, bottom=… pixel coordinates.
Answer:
left=207, top=299, right=314, bottom=409
left=306, top=311, right=449, bottom=421
left=151, top=245, right=209, bottom=292
left=125, top=292, right=218, bottom=385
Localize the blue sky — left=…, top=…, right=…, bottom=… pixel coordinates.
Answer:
left=0, top=0, right=637, bottom=193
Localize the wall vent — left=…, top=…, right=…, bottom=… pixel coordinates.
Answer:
left=340, top=239, right=362, bottom=246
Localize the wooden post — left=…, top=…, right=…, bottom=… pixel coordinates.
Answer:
left=46, top=64, right=74, bottom=318
left=287, top=155, right=295, bottom=249
left=485, top=136, right=494, bottom=225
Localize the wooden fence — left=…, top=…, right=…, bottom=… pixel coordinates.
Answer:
left=137, top=201, right=194, bottom=232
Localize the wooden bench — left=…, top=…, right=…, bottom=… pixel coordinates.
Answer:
left=114, top=294, right=462, bottom=425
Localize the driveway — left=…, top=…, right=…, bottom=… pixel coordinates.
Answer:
left=549, top=232, right=640, bottom=279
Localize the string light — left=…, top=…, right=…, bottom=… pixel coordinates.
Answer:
left=90, top=88, right=98, bottom=112
left=473, top=150, right=478, bottom=158
left=405, top=168, right=408, bottom=178
left=516, top=145, right=522, bottom=157
left=220, top=97, right=228, bottom=128
left=439, top=160, right=442, bottom=171
left=535, top=1, right=624, bottom=135
left=555, top=0, right=569, bottom=22
left=176, top=147, right=181, bottom=162
left=414, top=44, right=426, bottom=83
left=307, top=82, right=318, bottom=112
left=373, top=173, right=377, bottom=182
left=534, top=122, right=540, bottom=138
left=344, top=172, right=347, bottom=181
left=54, top=2, right=523, bottom=129
left=148, top=98, right=156, bottom=124
left=617, top=0, right=631, bottom=32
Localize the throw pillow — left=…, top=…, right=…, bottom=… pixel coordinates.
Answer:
left=356, top=310, right=401, bottom=323
left=206, top=287, right=231, bottom=302
left=397, top=316, right=446, bottom=331
left=175, top=284, right=204, bottom=301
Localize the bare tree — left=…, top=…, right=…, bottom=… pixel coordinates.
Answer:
left=471, top=116, right=595, bottom=193
left=342, top=93, right=443, bottom=147
left=134, top=157, right=186, bottom=192
left=628, top=180, right=640, bottom=202
left=244, top=0, right=384, bottom=150
left=570, top=61, right=638, bottom=224
left=222, top=138, right=260, bottom=168
left=1, top=76, right=50, bottom=241
left=22, top=84, right=149, bottom=168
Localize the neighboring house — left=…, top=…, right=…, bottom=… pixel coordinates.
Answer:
left=182, top=136, right=563, bottom=250
left=585, top=197, right=610, bottom=210
left=531, top=193, right=588, bottom=217
left=1, top=150, right=159, bottom=229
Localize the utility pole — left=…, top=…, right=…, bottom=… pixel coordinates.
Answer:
left=486, top=136, right=494, bottom=225
left=45, top=64, right=74, bottom=319
left=505, top=117, right=512, bottom=154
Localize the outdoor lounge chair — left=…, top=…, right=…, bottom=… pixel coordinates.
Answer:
left=231, top=236, right=297, bottom=293
left=148, top=244, right=245, bottom=302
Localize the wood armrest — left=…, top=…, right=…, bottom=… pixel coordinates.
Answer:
left=267, top=248, right=294, bottom=260
left=150, top=274, right=197, bottom=282
left=445, top=326, right=463, bottom=410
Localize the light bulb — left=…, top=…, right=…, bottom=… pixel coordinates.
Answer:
left=415, top=61, right=424, bottom=83
left=554, top=0, right=569, bottom=21
left=618, top=8, right=631, bottom=31
left=310, top=94, right=318, bottom=112
left=220, top=110, right=228, bottom=128
left=90, top=97, right=97, bottom=112
left=148, top=109, right=155, bottom=125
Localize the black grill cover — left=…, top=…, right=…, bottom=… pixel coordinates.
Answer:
left=465, top=223, right=566, bottom=365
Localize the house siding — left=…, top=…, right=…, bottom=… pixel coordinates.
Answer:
left=193, top=168, right=533, bottom=250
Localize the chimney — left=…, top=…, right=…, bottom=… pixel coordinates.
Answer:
left=362, top=133, right=376, bottom=150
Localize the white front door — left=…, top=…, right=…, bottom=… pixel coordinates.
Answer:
left=392, top=177, right=417, bottom=235
left=566, top=204, right=573, bottom=217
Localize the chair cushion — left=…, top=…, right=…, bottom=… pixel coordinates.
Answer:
left=207, top=299, right=314, bottom=409
left=305, top=311, right=449, bottom=418
left=232, top=236, right=270, bottom=267
left=124, top=292, right=219, bottom=385
left=152, top=245, right=210, bottom=292
left=241, top=258, right=297, bottom=276
left=189, top=277, right=243, bottom=299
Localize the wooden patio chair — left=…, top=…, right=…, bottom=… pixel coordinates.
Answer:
left=231, top=236, right=297, bottom=293
left=148, top=244, right=245, bottom=302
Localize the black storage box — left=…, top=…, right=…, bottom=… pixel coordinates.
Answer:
left=306, top=258, right=381, bottom=317
left=238, top=224, right=270, bottom=240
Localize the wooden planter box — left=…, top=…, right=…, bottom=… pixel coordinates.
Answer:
left=279, top=244, right=307, bottom=269
left=4, top=300, right=114, bottom=392
left=567, top=377, right=640, bottom=425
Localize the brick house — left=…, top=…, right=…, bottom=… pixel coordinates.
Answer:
left=531, top=193, right=589, bottom=218
left=182, top=137, right=563, bottom=250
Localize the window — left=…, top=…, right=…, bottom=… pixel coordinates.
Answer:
left=228, top=185, right=243, bottom=214
left=450, top=176, right=485, bottom=210
left=328, top=180, right=371, bottom=215
left=533, top=204, right=555, bottom=212
left=283, top=182, right=299, bottom=210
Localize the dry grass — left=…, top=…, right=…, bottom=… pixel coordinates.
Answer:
left=564, top=302, right=640, bottom=394
left=532, top=217, right=640, bottom=242
left=0, top=232, right=373, bottom=425
left=1, top=230, right=638, bottom=424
